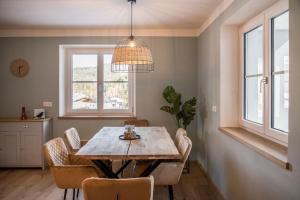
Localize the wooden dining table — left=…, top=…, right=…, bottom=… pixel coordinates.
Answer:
left=76, top=126, right=181, bottom=178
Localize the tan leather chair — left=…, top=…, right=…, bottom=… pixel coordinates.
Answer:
left=82, top=176, right=154, bottom=200
left=64, top=127, right=88, bottom=153
left=64, top=128, right=122, bottom=175
left=44, top=137, right=100, bottom=200
left=124, top=119, right=149, bottom=127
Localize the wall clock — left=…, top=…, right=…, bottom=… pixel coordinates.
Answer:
left=10, top=59, right=30, bottom=77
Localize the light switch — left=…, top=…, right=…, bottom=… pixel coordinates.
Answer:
left=212, top=105, right=217, bottom=112
left=43, top=101, right=53, bottom=107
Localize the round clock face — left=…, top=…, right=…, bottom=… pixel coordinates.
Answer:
left=10, top=59, right=30, bottom=77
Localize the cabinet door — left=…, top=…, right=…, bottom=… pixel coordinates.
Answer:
left=20, top=132, right=42, bottom=166
left=0, top=131, right=19, bottom=166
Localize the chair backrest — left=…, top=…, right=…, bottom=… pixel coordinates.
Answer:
left=177, top=134, right=192, bottom=163
left=82, top=176, right=154, bottom=200
left=174, top=128, right=187, bottom=147
left=64, top=127, right=81, bottom=152
left=124, top=119, right=149, bottom=127
left=44, top=137, right=70, bottom=166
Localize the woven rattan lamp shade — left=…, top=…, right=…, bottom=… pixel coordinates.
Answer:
left=111, top=36, right=154, bottom=73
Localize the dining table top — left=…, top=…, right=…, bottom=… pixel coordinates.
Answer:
left=76, top=126, right=181, bottom=160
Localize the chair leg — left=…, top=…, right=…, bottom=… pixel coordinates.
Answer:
left=72, top=189, right=75, bottom=200
left=168, top=185, right=174, bottom=200
left=63, top=189, right=67, bottom=200
left=76, top=189, right=79, bottom=198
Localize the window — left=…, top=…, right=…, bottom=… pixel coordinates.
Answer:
left=240, top=1, right=289, bottom=143
left=271, top=11, right=289, bottom=133
left=60, top=46, right=135, bottom=117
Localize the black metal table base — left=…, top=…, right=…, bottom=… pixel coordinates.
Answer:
left=92, top=159, right=164, bottom=178
left=93, top=160, right=132, bottom=178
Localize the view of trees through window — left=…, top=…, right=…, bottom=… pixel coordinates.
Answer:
left=71, top=53, right=129, bottom=111
left=103, top=54, right=129, bottom=110
left=72, top=54, right=98, bottom=110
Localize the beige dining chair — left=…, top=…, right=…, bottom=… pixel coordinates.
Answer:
left=82, top=176, right=154, bottom=200
left=124, top=119, right=149, bottom=127
left=174, top=128, right=191, bottom=173
left=174, top=128, right=187, bottom=146
left=44, top=137, right=101, bottom=200
left=135, top=132, right=192, bottom=200
left=64, top=127, right=88, bottom=154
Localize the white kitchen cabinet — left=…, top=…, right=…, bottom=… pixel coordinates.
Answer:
left=0, top=118, right=52, bottom=169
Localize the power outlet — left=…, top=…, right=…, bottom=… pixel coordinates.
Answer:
left=43, top=101, right=53, bottom=107
left=212, top=105, right=217, bottom=112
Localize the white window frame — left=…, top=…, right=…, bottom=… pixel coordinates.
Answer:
left=60, top=45, right=136, bottom=117
left=239, top=0, right=289, bottom=144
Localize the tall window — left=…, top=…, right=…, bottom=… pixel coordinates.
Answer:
left=61, top=46, right=135, bottom=116
left=240, top=2, right=289, bottom=143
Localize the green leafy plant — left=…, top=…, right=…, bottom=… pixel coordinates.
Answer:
left=160, top=85, right=197, bottom=129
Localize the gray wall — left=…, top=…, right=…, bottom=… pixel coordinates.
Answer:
left=0, top=36, right=198, bottom=157
left=196, top=0, right=300, bottom=199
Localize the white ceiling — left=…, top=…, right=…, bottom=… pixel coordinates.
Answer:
left=0, top=0, right=222, bottom=30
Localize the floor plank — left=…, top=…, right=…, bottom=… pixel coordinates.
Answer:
left=0, top=162, right=219, bottom=200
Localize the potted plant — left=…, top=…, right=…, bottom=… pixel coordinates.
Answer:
left=160, top=85, right=197, bottom=130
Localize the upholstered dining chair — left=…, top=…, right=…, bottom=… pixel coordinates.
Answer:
left=174, top=128, right=187, bottom=146
left=174, top=128, right=191, bottom=173
left=124, top=119, right=149, bottom=127
left=44, top=137, right=100, bottom=200
left=135, top=133, right=192, bottom=200
left=64, top=127, right=88, bottom=154
left=82, top=176, right=154, bottom=200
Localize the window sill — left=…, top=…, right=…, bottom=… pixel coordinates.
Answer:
left=58, top=116, right=136, bottom=120
left=219, top=127, right=290, bottom=170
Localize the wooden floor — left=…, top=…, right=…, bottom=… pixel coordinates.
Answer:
left=0, top=162, right=219, bottom=200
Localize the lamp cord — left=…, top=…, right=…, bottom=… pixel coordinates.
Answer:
left=130, top=1, right=133, bottom=37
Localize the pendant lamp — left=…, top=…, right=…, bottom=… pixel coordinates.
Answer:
left=111, top=0, right=154, bottom=73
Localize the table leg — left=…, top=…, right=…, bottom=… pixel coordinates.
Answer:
left=115, top=160, right=132, bottom=176
left=93, top=160, right=119, bottom=178
left=93, top=160, right=133, bottom=179
left=139, top=160, right=163, bottom=177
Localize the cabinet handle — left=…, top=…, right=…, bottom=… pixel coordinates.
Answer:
left=23, top=125, right=29, bottom=128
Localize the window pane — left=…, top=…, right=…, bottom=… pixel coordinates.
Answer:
left=103, top=54, right=128, bottom=81
left=273, top=73, right=289, bottom=132
left=272, top=11, right=289, bottom=133
left=72, top=83, right=97, bottom=110
left=245, top=26, right=263, bottom=76
left=103, top=54, right=129, bottom=110
left=244, top=26, right=263, bottom=124
left=244, top=76, right=263, bottom=124
left=72, top=54, right=97, bottom=81
left=103, top=82, right=129, bottom=110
